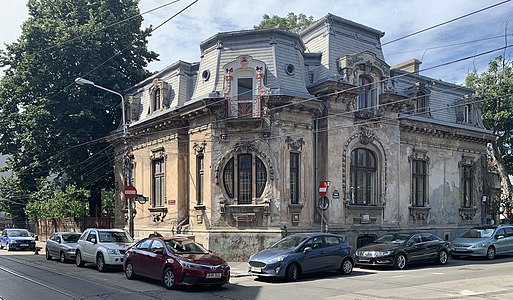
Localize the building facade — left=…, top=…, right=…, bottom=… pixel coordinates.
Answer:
left=111, top=14, right=498, bottom=260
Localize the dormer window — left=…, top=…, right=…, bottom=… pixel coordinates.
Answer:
left=358, top=75, right=377, bottom=109
left=149, top=79, right=169, bottom=114
left=222, top=55, right=270, bottom=119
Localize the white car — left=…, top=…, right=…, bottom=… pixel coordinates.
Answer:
left=75, top=228, right=133, bottom=272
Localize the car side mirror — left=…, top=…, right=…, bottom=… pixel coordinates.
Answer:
left=496, top=235, right=504, bottom=239
left=303, top=247, right=312, bottom=253
left=154, top=249, right=164, bottom=255
left=91, top=238, right=97, bottom=244
left=407, top=241, right=414, bottom=246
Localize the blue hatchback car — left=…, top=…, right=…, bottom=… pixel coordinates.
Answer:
left=0, top=228, right=36, bottom=251
left=248, top=233, right=354, bottom=281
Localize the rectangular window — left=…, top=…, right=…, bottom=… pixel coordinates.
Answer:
left=196, top=155, right=204, bottom=206
left=152, top=159, right=165, bottom=207
left=290, top=152, right=300, bottom=204
left=463, top=165, right=473, bottom=208
left=237, top=78, right=253, bottom=101
left=238, top=154, right=252, bottom=204
left=411, top=160, right=427, bottom=207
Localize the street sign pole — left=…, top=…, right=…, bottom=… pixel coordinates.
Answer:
left=124, top=185, right=137, bottom=238
left=318, top=181, right=328, bottom=233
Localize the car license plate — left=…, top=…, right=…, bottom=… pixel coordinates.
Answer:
left=20, top=244, right=29, bottom=247
left=250, top=267, right=262, bottom=273
left=206, top=273, right=222, bottom=279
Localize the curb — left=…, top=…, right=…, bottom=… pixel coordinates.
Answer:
left=231, top=273, right=253, bottom=278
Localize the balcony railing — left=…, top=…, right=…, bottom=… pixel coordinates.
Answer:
left=226, top=95, right=262, bottom=118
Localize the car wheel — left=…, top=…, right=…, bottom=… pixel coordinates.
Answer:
left=96, top=253, right=107, bottom=272
left=394, top=253, right=407, bottom=270
left=437, top=250, right=448, bottom=265
left=75, top=251, right=85, bottom=267
left=125, top=261, right=136, bottom=280
left=59, top=251, right=67, bottom=263
left=285, top=263, right=300, bottom=282
left=486, top=246, right=496, bottom=260
left=340, top=258, right=353, bottom=275
left=163, top=268, right=178, bottom=290
left=45, top=248, right=52, bottom=260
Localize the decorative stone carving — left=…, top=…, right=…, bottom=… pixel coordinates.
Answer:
left=193, top=141, right=207, bottom=154
left=409, top=206, right=430, bottom=221
left=150, top=147, right=166, bottom=161
left=148, top=207, right=167, bottom=222
left=358, top=127, right=375, bottom=145
left=459, top=207, right=477, bottom=221
left=285, top=137, right=305, bottom=151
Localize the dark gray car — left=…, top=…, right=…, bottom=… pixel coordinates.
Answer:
left=248, top=233, right=354, bottom=281
left=46, top=232, right=81, bottom=263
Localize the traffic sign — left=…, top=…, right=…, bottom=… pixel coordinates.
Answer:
left=318, top=196, right=330, bottom=210
left=318, top=181, right=328, bottom=197
left=124, top=185, right=137, bottom=199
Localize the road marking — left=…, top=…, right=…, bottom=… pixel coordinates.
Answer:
left=461, top=290, right=479, bottom=296
left=0, top=265, right=77, bottom=298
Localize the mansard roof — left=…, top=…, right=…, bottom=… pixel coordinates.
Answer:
left=301, top=13, right=385, bottom=38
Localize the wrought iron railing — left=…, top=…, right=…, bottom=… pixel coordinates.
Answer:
left=226, top=95, right=262, bottom=118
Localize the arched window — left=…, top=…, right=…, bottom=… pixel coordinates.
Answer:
left=223, top=154, right=267, bottom=204
left=153, top=88, right=161, bottom=111
left=358, top=75, right=377, bottom=109
left=350, top=148, right=377, bottom=205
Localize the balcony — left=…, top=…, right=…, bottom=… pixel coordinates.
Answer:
left=226, top=95, right=262, bottom=119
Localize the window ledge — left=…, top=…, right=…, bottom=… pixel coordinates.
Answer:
left=346, top=205, right=383, bottom=211
left=288, top=203, right=303, bottom=212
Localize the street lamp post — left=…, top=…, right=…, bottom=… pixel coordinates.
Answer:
left=75, top=77, right=133, bottom=238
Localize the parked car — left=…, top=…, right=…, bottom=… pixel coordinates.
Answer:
left=248, top=233, right=354, bottom=282
left=450, top=225, right=513, bottom=260
left=0, top=228, right=36, bottom=251
left=45, top=232, right=81, bottom=263
left=355, top=232, right=449, bottom=270
left=75, top=228, right=133, bottom=272
left=124, top=236, right=230, bottom=289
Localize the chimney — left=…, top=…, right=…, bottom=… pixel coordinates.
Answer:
left=391, top=59, right=422, bottom=74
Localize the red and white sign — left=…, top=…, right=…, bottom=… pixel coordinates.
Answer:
left=318, top=181, right=328, bottom=197
left=124, top=185, right=137, bottom=199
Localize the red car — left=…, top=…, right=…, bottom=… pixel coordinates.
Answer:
left=123, top=236, right=230, bottom=289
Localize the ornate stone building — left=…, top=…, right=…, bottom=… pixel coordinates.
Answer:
left=111, top=14, right=499, bottom=260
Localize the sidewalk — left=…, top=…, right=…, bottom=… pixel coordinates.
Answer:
left=37, top=241, right=251, bottom=277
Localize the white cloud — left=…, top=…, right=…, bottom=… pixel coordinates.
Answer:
left=2, top=0, right=513, bottom=84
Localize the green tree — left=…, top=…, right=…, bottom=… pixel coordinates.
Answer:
left=0, top=0, right=158, bottom=220
left=465, top=55, right=513, bottom=216
left=254, top=12, right=315, bottom=33
left=0, top=175, right=28, bottom=227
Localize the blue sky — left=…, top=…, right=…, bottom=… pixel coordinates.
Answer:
left=1, top=0, right=513, bottom=84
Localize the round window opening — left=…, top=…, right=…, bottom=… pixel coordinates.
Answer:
left=202, top=69, right=211, bottom=81
left=284, top=64, right=295, bottom=76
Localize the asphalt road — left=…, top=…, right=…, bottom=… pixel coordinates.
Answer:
left=2, top=250, right=513, bottom=299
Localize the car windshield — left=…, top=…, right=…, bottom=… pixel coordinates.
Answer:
left=98, top=231, right=133, bottom=243
left=166, top=240, right=209, bottom=254
left=7, top=230, right=30, bottom=237
left=460, top=228, right=495, bottom=238
left=62, top=234, right=80, bottom=243
left=268, top=235, right=309, bottom=250
left=374, top=234, right=411, bottom=244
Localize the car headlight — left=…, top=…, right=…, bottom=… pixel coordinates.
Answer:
left=470, top=243, right=486, bottom=249
left=267, top=255, right=286, bottom=264
left=107, top=249, right=120, bottom=255
left=178, top=260, right=203, bottom=269
left=375, top=251, right=394, bottom=256
left=67, top=248, right=76, bottom=252
left=9, top=240, right=17, bottom=244
left=220, top=261, right=229, bottom=268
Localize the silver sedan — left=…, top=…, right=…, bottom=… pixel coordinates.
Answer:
left=45, top=232, right=81, bottom=263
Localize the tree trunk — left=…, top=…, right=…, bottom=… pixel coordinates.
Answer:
left=491, top=141, right=513, bottom=218
left=89, top=186, right=102, bottom=218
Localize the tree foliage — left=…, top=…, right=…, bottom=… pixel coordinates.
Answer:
left=25, top=178, right=89, bottom=221
left=254, top=12, right=315, bottom=33
left=0, top=0, right=158, bottom=219
left=465, top=55, right=513, bottom=213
